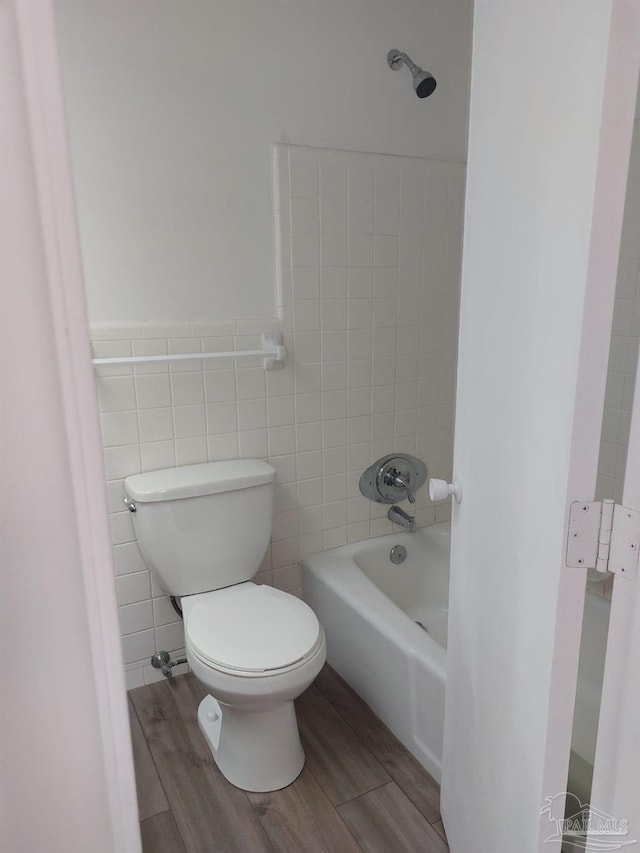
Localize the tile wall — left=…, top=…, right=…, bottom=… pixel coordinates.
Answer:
left=92, top=144, right=465, bottom=686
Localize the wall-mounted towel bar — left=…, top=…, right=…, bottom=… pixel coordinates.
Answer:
left=92, top=333, right=286, bottom=371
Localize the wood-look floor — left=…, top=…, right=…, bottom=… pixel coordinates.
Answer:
left=129, top=664, right=449, bottom=853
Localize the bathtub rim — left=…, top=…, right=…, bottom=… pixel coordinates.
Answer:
left=301, top=523, right=449, bottom=678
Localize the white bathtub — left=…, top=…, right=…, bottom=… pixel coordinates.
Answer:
left=302, top=522, right=450, bottom=782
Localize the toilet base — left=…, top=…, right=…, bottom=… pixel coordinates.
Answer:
left=197, top=694, right=305, bottom=792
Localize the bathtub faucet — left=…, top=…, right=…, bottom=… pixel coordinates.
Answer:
left=383, top=468, right=416, bottom=503
left=388, top=505, right=416, bottom=533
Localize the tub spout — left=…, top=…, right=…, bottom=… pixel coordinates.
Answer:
left=388, top=505, right=416, bottom=532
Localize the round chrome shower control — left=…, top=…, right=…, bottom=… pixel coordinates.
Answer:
left=390, top=545, right=407, bottom=564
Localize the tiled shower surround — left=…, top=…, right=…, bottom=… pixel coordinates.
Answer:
left=92, top=145, right=465, bottom=686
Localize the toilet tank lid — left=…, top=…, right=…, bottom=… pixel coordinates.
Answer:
left=124, top=460, right=275, bottom=502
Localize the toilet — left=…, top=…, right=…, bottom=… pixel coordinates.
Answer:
left=123, top=460, right=326, bottom=793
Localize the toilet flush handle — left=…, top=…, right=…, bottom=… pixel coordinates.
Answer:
left=123, top=496, right=137, bottom=512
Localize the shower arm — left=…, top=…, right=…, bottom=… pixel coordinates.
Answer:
left=388, top=51, right=420, bottom=77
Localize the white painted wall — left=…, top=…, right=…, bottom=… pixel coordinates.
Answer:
left=55, top=0, right=472, bottom=323
left=2, top=2, right=140, bottom=850
left=442, top=2, right=639, bottom=851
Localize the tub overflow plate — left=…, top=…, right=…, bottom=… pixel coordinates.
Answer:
left=390, top=544, right=407, bottom=564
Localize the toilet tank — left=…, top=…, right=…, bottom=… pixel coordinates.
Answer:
left=124, top=460, right=275, bottom=596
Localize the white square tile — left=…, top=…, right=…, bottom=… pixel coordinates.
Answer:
left=272, top=510, right=298, bottom=541
left=348, top=268, right=373, bottom=299
left=135, top=375, right=171, bottom=409
left=348, top=299, right=373, bottom=330
left=348, top=415, right=371, bottom=445
left=113, top=542, right=147, bottom=576
left=293, top=332, right=321, bottom=363
left=321, top=233, right=348, bottom=267
left=173, top=404, right=206, bottom=438
left=294, top=363, right=321, bottom=394
left=122, top=629, right=156, bottom=666
left=323, top=446, right=347, bottom=476
left=323, top=500, right=346, bottom=530
left=322, top=418, right=347, bottom=448
left=207, top=432, right=239, bottom=461
left=125, top=669, right=146, bottom=690
left=140, top=441, right=175, bottom=472
left=138, top=408, right=174, bottom=443
left=298, top=506, right=323, bottom=534
left=206, top=402, right=237, bottom=434
left=348, top=359, right=372, bottom=389
left=320, top=164, right=347, bottom=201
left=272, top=564, right=302, bottom=593
left=270, top=454, right=297, bottom=484
left=348, top=166, right=373, bottom=203
left=322, top=361, right=347, bottom=391
left=295, top=393, right=322, bottom=424
left=349, top=202, right=373, bottom=236
left=293, top=301, right=321, bottom=332
left=98, top=376, right=137, bottom=412
left=100, top=411, right=139, bottom=447
left=155, top=622, right=185, bottom=653
left=291, top=196, right=320, bottom=233
left=110, top=511, right=135, bottom=546
left=271, top=537, right=298, bottom=569
left=238, top=429, right=268, bottom=458
left=348, top=234, right=373, bottom=267
left=175, top=437, right=207, bottom=466
left=170, top=372, right=204, bottom=405
left=292, top=267, right=320, bottom=300
left=104, top=445, right=141, bottom=481
left=296, top=422, right=322, bottom=452
left=116, top=571, right=151, bottom=606
left=297, top=450, right=322, bottom=480
left=322, top=331, right=348, bottom=362
left=119, top=601, right=153, bottom=636
left=238, top=398, right=267, bottom=431
left=323, top=527, right=348, bottom=550
left=297, top=478, right=323, bottom=507
left=153, top=596, right=181, bottom=626
left=204, top=369, right=236, bottom=402
left=292, top=232, right=320, bottom=267
left=291, top=161, right=319, bottom=198
left=322, top=390, right=347, bottom=420
left=321, top=268, right=348, bottom=300
left=320, top=197, right=347, bottom=234
left=374, top=235, right=399, bottom=268
left=321, top=300, right=347, bottom=331
left=236, top=368, right=266, bottom=400
left=268, top=426, right=296, bottom=456
left=347, top=442, right=372, bottom=472
left=348, top=388, right=372, bottom=417
left=374, top=268, right=397, bottom=299
left=267, top=395, right=294, bottom=427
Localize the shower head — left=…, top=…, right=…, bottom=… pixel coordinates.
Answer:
left=387, top=50, right=437, bottom=99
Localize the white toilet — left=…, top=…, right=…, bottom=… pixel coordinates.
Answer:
left=123, top=459, right=326, bottom=792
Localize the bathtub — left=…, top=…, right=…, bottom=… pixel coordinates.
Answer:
left=302, top=522, right=450, bottom=783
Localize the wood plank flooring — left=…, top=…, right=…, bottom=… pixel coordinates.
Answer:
left=129, top=665, right=449, bottom=853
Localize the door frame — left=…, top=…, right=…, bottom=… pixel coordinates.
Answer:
left=3, top=2, right=140, bottom=849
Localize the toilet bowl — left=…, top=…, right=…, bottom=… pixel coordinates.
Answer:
left=123, top=460, right=327, bottom=793
left=181, top=582, right=326, bottom=791
left=183, top=583, right=326, bottom=791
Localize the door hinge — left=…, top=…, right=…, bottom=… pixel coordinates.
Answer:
left=566, top=499, right=640, bottom=579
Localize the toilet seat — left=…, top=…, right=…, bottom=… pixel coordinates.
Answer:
left=185, top=583, right=322, bottom=676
